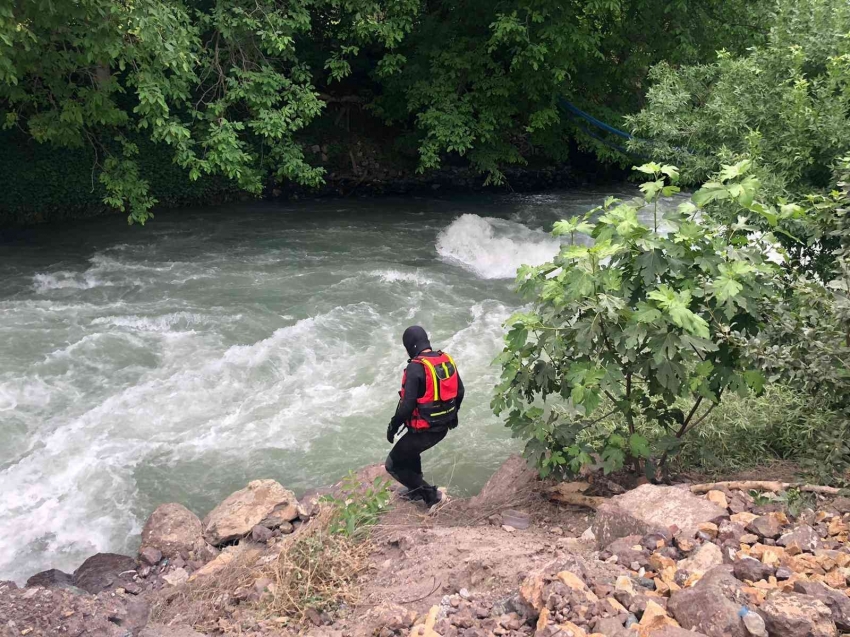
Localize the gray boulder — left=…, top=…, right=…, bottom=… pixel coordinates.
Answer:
left=793, top=581, right=850, bottom=631
left=141, top=503, right=205, bottom=559
left=73, top=553, right=138, bottom=594
left=759, top=592, right=836, bottom=637
left=203, top=479, right=298, bottom=545
left=732, top=556, right=775, bottom=582
left=667, top=565, right=748, bottom=637
left=26, top=568, right=75, bottom=590
left=592, top=484, right=727, bottom=548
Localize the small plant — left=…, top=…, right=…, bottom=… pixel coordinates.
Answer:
left=324, top=474, right=392, bottom=538
left=493, top=161, right=782, bottom=479
left=748, top=489, right=774, bottom=507
left=777, top=487, right=816, bottom=517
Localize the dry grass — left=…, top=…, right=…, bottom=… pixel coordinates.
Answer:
left=150, top=505, right=374, bottom=633
left=258, top=506, right=373, bottom=621
left=149, top=545, right=263, bottom=633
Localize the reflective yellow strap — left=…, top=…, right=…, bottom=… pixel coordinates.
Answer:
left=420, top=358, right=440, bottom=401
left=442, top=362, right=449, bottom=377
left=445, top=353, right=457, bottom=375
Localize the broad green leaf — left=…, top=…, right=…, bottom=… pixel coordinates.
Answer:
left=711, top=276, right=743, bottom=302
left=629, top=433, right=651, bottom=459
left=632, top=302, right=663, bottom=324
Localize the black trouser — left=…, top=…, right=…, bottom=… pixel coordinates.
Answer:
left=385, top=428, right=447, bottom=505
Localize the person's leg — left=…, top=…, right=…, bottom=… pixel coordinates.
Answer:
left=385, top=429, right=447, bottom=502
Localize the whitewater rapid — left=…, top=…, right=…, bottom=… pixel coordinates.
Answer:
left=0, top=191, right=629, bottom=583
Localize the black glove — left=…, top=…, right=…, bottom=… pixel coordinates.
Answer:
left=387, top=421, right=401, bottom=444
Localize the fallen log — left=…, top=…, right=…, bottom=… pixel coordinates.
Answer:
left=549, top=482, right=607, bottom=509
left=690, top=481, right=841, bottom=495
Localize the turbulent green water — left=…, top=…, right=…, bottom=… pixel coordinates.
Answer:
left=0, top=190, right=631, bottom=583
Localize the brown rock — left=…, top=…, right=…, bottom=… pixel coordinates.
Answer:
left=594, top=617, right=630, bottom=637
left=718, top=521, right=746, bottom=544
left=793, top=581, right=850, bottom=631
left=829, top=497, right=850, bottom=514
left=652, top=629, right=709, bottom=637
left=778, top=525, right=821, bottom=554
left=733, top=557, right=775, bottom=582
left=250, top=524, right=274, bottom=543
left=759, top=592, right=837, bottom=637
left=592, top=485, right=726, bottom=548
left=638, top=600, right=679, bottom=635
left=73, top=553, right=137, bottom=594
left=138, top=547, right=162, bottom=566
left=140, top=626, right=206, bottom=637
left=677, top=543, right=723, bottom=576
left=203, top=479, right=298, bottom=545
left=468, top=455, right=538, bottom=510
left=140, top=503, right=205, bottom=559
left=606, top=535, right=650, bottom=568
left=747, top=515, right=784, bottom=539
left=697, top=522, right=719, bottom=539
left=730, top=512, right=758, bottom=526
left=25, top=569, right=74, bottom=590
left=706, top=490, right=729, bottom=510
left=555, top=622, right=587, bottom=637
left=667, top=566, right=748, bottom=637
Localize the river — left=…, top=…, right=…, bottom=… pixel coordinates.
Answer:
left=0, top=189, right=632, bottom=583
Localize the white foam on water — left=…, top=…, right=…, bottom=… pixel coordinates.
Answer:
left=435, top=214, right=562, bottom=279
left=369, top=269, right=434, bottom=285
left=33, top=272, right=113, bottom=293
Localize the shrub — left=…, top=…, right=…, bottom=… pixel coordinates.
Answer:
left=492, top=162, right=782, bottom=480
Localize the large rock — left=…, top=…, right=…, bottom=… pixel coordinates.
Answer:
left=139, top=626, right=206, bottom=637
left=667, top=566, right=748, bottom=637
left=653, top=629, right=709, bottom=637
left=605, top=535, right=651, bottom=569
left=732, top=556, right=775, bottom=582
left=73, top=553, right=138, bottom=594
left=677, top=542, right=723, bottom=576
left=141, top=503, right=205, bottom=559
left=592, top=484, right=727, bottom=548
left=778, top=525, right=821, bottom=553
left=26, top=568, right=74, bottom=590
left=759, top=592, right=837, bottom=637
left=793, top=581, right=850, bottom=631
left=203, top=479, right=298, bottom=545
left=468, top=455, right=539, bottom=510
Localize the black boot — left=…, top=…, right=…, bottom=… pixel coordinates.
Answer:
left=398, top=487, right=425, bottom=501
left=422, top=486, right=442, bottom=508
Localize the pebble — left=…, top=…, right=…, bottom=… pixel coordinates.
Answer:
left=742, top=609, right=768, bottom=637
left=625, top=613, right=638, bottom=628
left=501, top=525, right=517, bottom=533
left=459, top=588, right=471, bottom=599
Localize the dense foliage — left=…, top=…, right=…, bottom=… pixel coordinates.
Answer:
left=493, top=162, right=786, bottom=479
left=1, top=0, right=770, bottom=223
left=629, top=0, right=850, bottom=199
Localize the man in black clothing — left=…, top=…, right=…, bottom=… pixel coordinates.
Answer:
left=385, top=326, right=464, bottom=508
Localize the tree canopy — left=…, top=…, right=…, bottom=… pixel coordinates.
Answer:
left=1, top=0, right=771, bottom=222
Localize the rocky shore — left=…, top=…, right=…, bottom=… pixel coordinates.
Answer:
left=2, top=459, right=850, bottom=637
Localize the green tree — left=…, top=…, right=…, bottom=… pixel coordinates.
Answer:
left=0, top=0, right=418, bottom=223
left=492, top=162, right=782, bottom=479
left=628, top=0, right=850, bottom=197
left=375, top=0, right=771, bottom=183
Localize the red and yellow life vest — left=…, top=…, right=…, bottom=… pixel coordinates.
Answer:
left=400, top=351, right=459, bottom=430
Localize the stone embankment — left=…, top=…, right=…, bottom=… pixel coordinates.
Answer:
left=2, top=458, right=850, bottom=637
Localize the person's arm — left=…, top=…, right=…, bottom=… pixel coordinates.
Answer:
left=390, top=362, right=423, bottom=429
left=455, top=372, right=465, bottom=411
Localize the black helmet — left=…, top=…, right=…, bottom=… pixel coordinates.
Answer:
left=402, top=325, right=431, bottom=358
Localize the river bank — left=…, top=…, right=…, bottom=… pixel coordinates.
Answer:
left=3, top=456, right=850, bottom=637
left=0, top=118, right=623, bottom=229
